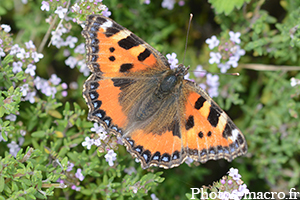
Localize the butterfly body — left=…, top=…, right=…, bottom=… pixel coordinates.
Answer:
left=82, top=15, right=247, bottom=169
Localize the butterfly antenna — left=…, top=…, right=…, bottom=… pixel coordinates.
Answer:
left=182, top=13, right=193, bottom=65
left=194, top=70, right=240, bottom=76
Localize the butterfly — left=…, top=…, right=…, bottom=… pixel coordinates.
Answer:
left=81, top=15, right=247, bottom=169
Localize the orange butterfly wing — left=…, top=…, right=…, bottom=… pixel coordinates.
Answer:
left=181, top=81, right=247, bottom=164
left=82, top=15, right=247, bottom=169
left=82, top=15, right=169, bottom=131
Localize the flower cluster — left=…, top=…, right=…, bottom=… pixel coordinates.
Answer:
left=206, top=31, right=245, bottom=73
left=82, top=123, right=121, bottom=167
left=40, top=1, right=111, bottom=77
left=1, top=23, right=70, bottom=158
left=34, top=75, right=68, bottom=99
left=56, top=161, right=85, bottom=191
left=201, top=167, right=250, bottom=200
left=9, top=40, right=43, bottom=74
left=71, top=0, right=111, bottom=24
left=2, top=113, right=27, bottom=157
left=6, top=37, right=69, bottom=101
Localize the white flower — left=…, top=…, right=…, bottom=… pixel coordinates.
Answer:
left=208, top=52, right=222, bottom=64
left=74, top=43, right=85, bottom=54
left=34, top=76, right=46, bottom=90
left=228, top=167, right=241, bottom=181
left=64, top=36, right=78, bottom=48
left=199, top=83, right=206, bottom=90
left=71, top=3, right=80, bottom=12
left=25, top=40, right=36, bottom=49
left=20, top=130, right=26, bottom=136
left=78, top=60, right=90, bottom=76
left=166, top=52, right=178, bottom=69
left=91, top=123, right=105, bottom=133
left=232, top=45, right=245, bottom=57
left=104, top=149, right=117, bottom=166
left=218, top=62, right=231, bottom=73
left=229, top=31, right=241, bottom=44
left=10, top=44, right=21, bottom=55
left=229, top=190, right=241, bottom=200
left=31, top=52, right=44, bottom=62
left=54, top=6, right=68, bottom=19
left=98, top=133, right=107, bottom=141
left=5, top=114, right=17, bottom=121
left=25, top=91, right=36, bottom=104
left=42, top=86, right=57, bottom=98
left=0, top=48, right=5, bottom=57
left=161, top=0, right=175, bottom=10
left=194, top=65, right=206, bottom=78
left=7, top=141, right=21, bottom=157
left=206, top=35, right=220, bottom=49
left=12, top=61, right=23, bottom=73
left=20, top=84, right=29, bottom=96
left=25, top=64, right=36, bottom=76
left=1, top=24, right=11, bottom=33
left=41, top=1, right=50, bottom=11
left=227, top=55, right=239, bottom=68
left=144, top=0, right=151, bottom=4
left=206, top=73, right=219, bottom=87
left=18, top=137, right=25, bottom=146
left=94, top=138, right=101, bottom=146
left=75, top=168, right=85, bottom=181
left=65, top=56, right=77, bottom=69
left=101, top=7, right=112, bottom=17
left=82, top=137, right=94, bottom=150
left=49, top=74, right=61, bottom=85
left=208, top=87, right=219, bottom=98
left=16, top=48, right=27, bottom=59
left=238, top=184, right=250, bottom=196
left=219, top=191, right=230, bottom=200
left=150, top=193, right=159, bottom=200
left=291, top=77, right=300, bottom=87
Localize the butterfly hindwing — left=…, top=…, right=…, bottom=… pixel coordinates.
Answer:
left=181, top=81, right=247, bottom=163
left=121, top=80, right=248, bottom=169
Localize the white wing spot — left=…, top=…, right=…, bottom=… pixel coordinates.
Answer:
left=101, top=20, right=113, bottom=31
left=229, top=129, right=239, bottom=142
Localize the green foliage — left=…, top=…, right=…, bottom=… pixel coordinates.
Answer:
left=1, top=0, right=300, bottom=199
left=208, top=0, right=251, bottom=15
left=243, top=72, right=300, bottom=186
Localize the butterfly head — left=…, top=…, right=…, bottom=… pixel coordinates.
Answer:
left=174, top=64, right=189, bottom=78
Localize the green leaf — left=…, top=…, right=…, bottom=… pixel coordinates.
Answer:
left=208, top=0, right=250, bottom=15
left=0, top=176, right=4, bottom=192
left=0, top=6, right=7, bottom=15
left=1, top=130, right=8, bottom=141
left=0, top=106, right=4, bottom=118
left=31, top=131, right=46, bottom=138
left=48, top=110, right=62, bottom=119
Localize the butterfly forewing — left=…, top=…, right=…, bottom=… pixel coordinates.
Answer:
left=82, top=15, right=170, bottom=78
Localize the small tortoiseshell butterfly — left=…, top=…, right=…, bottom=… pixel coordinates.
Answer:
left=81, top=15, right=247, bottom=169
